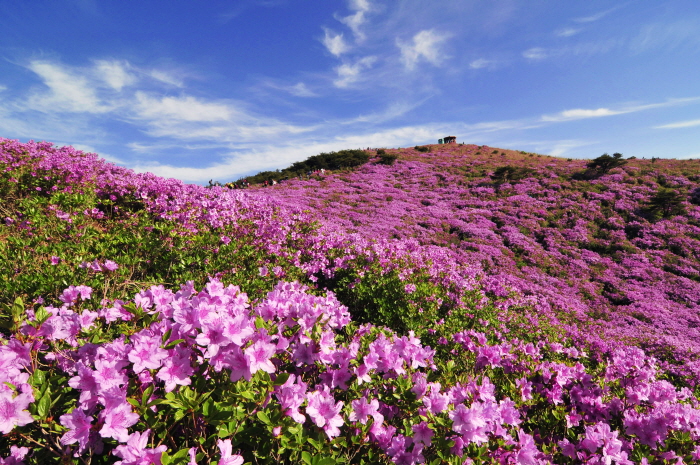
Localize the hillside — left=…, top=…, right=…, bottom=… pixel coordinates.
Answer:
left=259, top=144, right=700, bottom=382
left=2, top=138, right=700, bottom=464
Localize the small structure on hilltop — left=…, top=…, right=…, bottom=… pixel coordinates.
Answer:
left=439, top=136, right=457, bottom=144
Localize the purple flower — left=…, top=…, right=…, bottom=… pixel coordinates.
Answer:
left=449, top=403, right=488, bottom=445
left=0, top=445, right=29, bottom=465
left=306, top=387, right=344, bottom=439
left=103, top=260, right=119, bottom=271
left=113, top=430, right=167, bottom=465
left=99, top=402, right=139, bottom=442
left=0, top=388, right=34, bottom=434
left=59, top=408, right=94, bottom=453
left=128, top=332, right=168, bottom=374
left=411, top=421, right=433, bottom=447
left=422, top=384, right=451, bottom=414
left=349, top=397, right=383, bottom=425
left=515, top=430, right=539, bottom=465
left=244, top=339, right=276, bottom=374
left=274, top=374, right=307, bottom=423
left=156, top=346, right=194, bottom=392
left=216, top=439, right=244, bottom=465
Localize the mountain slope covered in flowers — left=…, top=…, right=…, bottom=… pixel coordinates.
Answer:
left=1, top=138, right=700, bottom=464
left=260, top=145, right=700, bottom=382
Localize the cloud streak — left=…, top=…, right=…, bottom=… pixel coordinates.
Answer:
left=655, top=119, right=700, bottom=129
left=397, top=30, right=450, bottom=70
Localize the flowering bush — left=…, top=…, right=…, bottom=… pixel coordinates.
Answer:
left=2, top=138, right=700, bottom=463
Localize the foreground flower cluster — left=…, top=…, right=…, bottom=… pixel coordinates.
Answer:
left=3, top=278, right=700, bottom=464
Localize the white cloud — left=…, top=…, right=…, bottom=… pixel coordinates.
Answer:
left=542, top=98, right=700, bottom=123
left=574, top=7, right=619, bottom=23
left=339, top=0, right=372, bottom=42
left=0, top=84, right=7, bottom=92
left=322, top=28, right=350, bottom=56
left=133, top=92, right=233, bottom=122
left=94, top=60, right=136, bottom=91
left=630, top=20, right=700, bottom=54
left=287, top=82, right=317, bottom=97
left=469, top=58, right=494, bottom=69
left=542, top=108, right=620, bottom=122
left=397, top=30, right=450, bottom=70
left=655, top=119, right=700, bottom=129
left=522, top=47, right=547, bottom=61
left=333, top=56, right=376, bottom=88
left=26, top=61, right=110, bottom=113
left=146, top=70, right=185, bottom=87
left=555, top=28, right=581, bottom=37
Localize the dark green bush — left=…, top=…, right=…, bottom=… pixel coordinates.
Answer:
left=243, top=149, right=370, bottom=185
left=587, top=153, right=627, bottom=174
left=645, top=188, right=687, bottom=220
left=376, top=153, right=398, bottom=165
left=491, top=166, right=536, bottom=183
left=414, top=146, right=430, bottom=153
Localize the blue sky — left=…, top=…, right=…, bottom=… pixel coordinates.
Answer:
left=1, top=0, right=699, bottom=183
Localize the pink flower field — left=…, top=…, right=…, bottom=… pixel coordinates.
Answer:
left=1, top=138, right=700, bottom=464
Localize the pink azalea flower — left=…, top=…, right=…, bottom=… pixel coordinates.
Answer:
left=113, top=430, right=167, bottom=465
left=0, top=389, right=34, bottom=434
left=59, top=408, right=94, bottom=453
left=217, top=439, right=244, bottom=465
left=349, top=397, right=383, bottom=425
left=306, top=387, right=344, bottom=439
left=244, top=339, right=276, bottom=374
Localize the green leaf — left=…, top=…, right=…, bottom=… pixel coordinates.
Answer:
left=301, top=451, right=312, bottom=465
left=317, top=459, right=337, bottom=465
left=164, top=338, right=185, bottom=350
left=29, top=369, right=47, bottom=387
left=141, top=385, right=155, bottom=407
left=273, top=373, right=290, bottom=386
left=161, top=328, right=173, bottom=345
left=256, top=410, right=271, bottom=425
left=11, top=297, right=24, bottom=323
left=34, top=306, right=50, bottom=325
left=36, top=389, right=51, bottom=419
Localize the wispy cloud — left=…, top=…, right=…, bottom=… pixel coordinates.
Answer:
left=630, top=19, right=700, bottom=54
left=338, top=0, right=373, bottom=42
left=555, top=28, right=582, bottom=38
left=25, top=61, right=112, bottom=113
left=541, top=108, right=621, bottom=122
left=655, top=119, right=700, bottom=129
left=322, top=28, right=350, bottom=56
left=146, top=69, right=185, bottom=88
left=94, top=60, right=136, bottom=91
left=262, top=80, right=318, bottom=97
left=286, top=82, right=317, bottom=97
left=133, top=93, right=233, bottom=123
left=574, top=6, right=620, bottom=23
left=333, top=56, right=376, bottom=88
left=397, top=30, right=450, bottom=70
left=522, top=47, right=547, bottom=61
left=469, top=58, right=497, bottom=70
left=541, top=98, right=700, bottom=122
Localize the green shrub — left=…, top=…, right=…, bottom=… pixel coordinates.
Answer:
left=491, top=166, right=536, bottom=184
left=376, top=153, right=398, bottom=165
